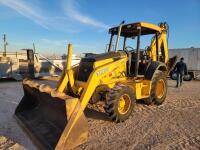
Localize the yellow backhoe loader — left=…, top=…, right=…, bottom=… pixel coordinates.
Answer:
left=15, top=21, right=175, bottom=149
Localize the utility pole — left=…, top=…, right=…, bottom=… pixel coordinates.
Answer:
left=3, top=34, right=8, bottom=57
left=33, top=43, right=36, bottom=53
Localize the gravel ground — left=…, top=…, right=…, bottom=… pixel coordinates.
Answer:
left=0, top=80, right=200, bottom=150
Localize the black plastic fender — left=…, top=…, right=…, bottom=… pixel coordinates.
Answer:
left=144, top=61, right=167, bottom=80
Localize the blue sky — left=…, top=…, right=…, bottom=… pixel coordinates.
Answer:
left=0, top=0, right=199, bottom=55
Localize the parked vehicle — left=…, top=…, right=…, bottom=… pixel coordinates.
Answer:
left=15, top=21, right=173, bottom=149
left=169, top=48, right=200, bottom=81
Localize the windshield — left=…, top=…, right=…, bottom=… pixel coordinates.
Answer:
left=107, top=33, right=154, bottom=52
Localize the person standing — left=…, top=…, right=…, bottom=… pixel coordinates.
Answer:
left=174, top=57, right=188, bottom=87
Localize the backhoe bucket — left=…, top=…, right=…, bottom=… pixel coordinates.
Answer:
left=15, top=79, right=88, bottom=150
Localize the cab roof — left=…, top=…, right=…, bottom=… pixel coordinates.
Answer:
left=109, top=22, right=162, bottom=37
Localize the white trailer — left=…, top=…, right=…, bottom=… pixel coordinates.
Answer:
left=169, top=47, right=200, bottom=80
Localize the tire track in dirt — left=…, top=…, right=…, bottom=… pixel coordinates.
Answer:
left=133, top=107, right=200, bottom=149
left=132, top=83, right=200, bottom=149
left=80, top=102, right=173, bottom=149
left=168, top=134, right=200, bottom=150
left=131, top=105, right=181, bottom=149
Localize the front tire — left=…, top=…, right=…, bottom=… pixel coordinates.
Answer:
left=105, top=85, right=136, bottom=122
left=145, top=71, right=167, bottom=105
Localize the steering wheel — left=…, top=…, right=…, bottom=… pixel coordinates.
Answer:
left=125, top=46, right=136, bottom=52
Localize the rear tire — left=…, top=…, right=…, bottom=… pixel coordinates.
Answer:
left=183, top=73, right=193, bottom=81
left=145, top=71, right=167, bottom=105
left=170, top=71, right=177, bottom=80
left=105, top=85, right=136, bottom=122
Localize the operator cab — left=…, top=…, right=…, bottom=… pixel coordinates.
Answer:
left=108, top=22, right=167, bottom=77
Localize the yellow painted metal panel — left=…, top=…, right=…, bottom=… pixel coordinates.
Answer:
left=139, top=22, right=162, bottom=32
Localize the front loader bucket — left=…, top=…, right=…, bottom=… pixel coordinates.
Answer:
left=15, top=79, right=88, bottom=150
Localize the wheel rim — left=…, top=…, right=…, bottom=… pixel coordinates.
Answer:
left=118, top=94, right=131, bottom=115
left=156, top=79, right=165, bottom=99
left=172, top=73, right=177, bottom=80
left=183, top=74, right=192, bottom=81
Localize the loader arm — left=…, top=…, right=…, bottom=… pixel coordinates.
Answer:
left=56, top=44, right=76, bottom=93
left=80, top=58, right=127, bottom=109
left=57, top=44, right=127, bottom=110
left=148, top=30, right=168, bottom=64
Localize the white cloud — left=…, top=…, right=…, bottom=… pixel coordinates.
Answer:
left=0, top=0, right=49, bottom=29
left=63, top=0, right=110, bottom=29
left=0, top=0, right=110, bottom=31
left=0, top=0, right=83, bottom=32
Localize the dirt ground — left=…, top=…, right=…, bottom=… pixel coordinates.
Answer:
left=0, top=79, right=200, bottom=150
